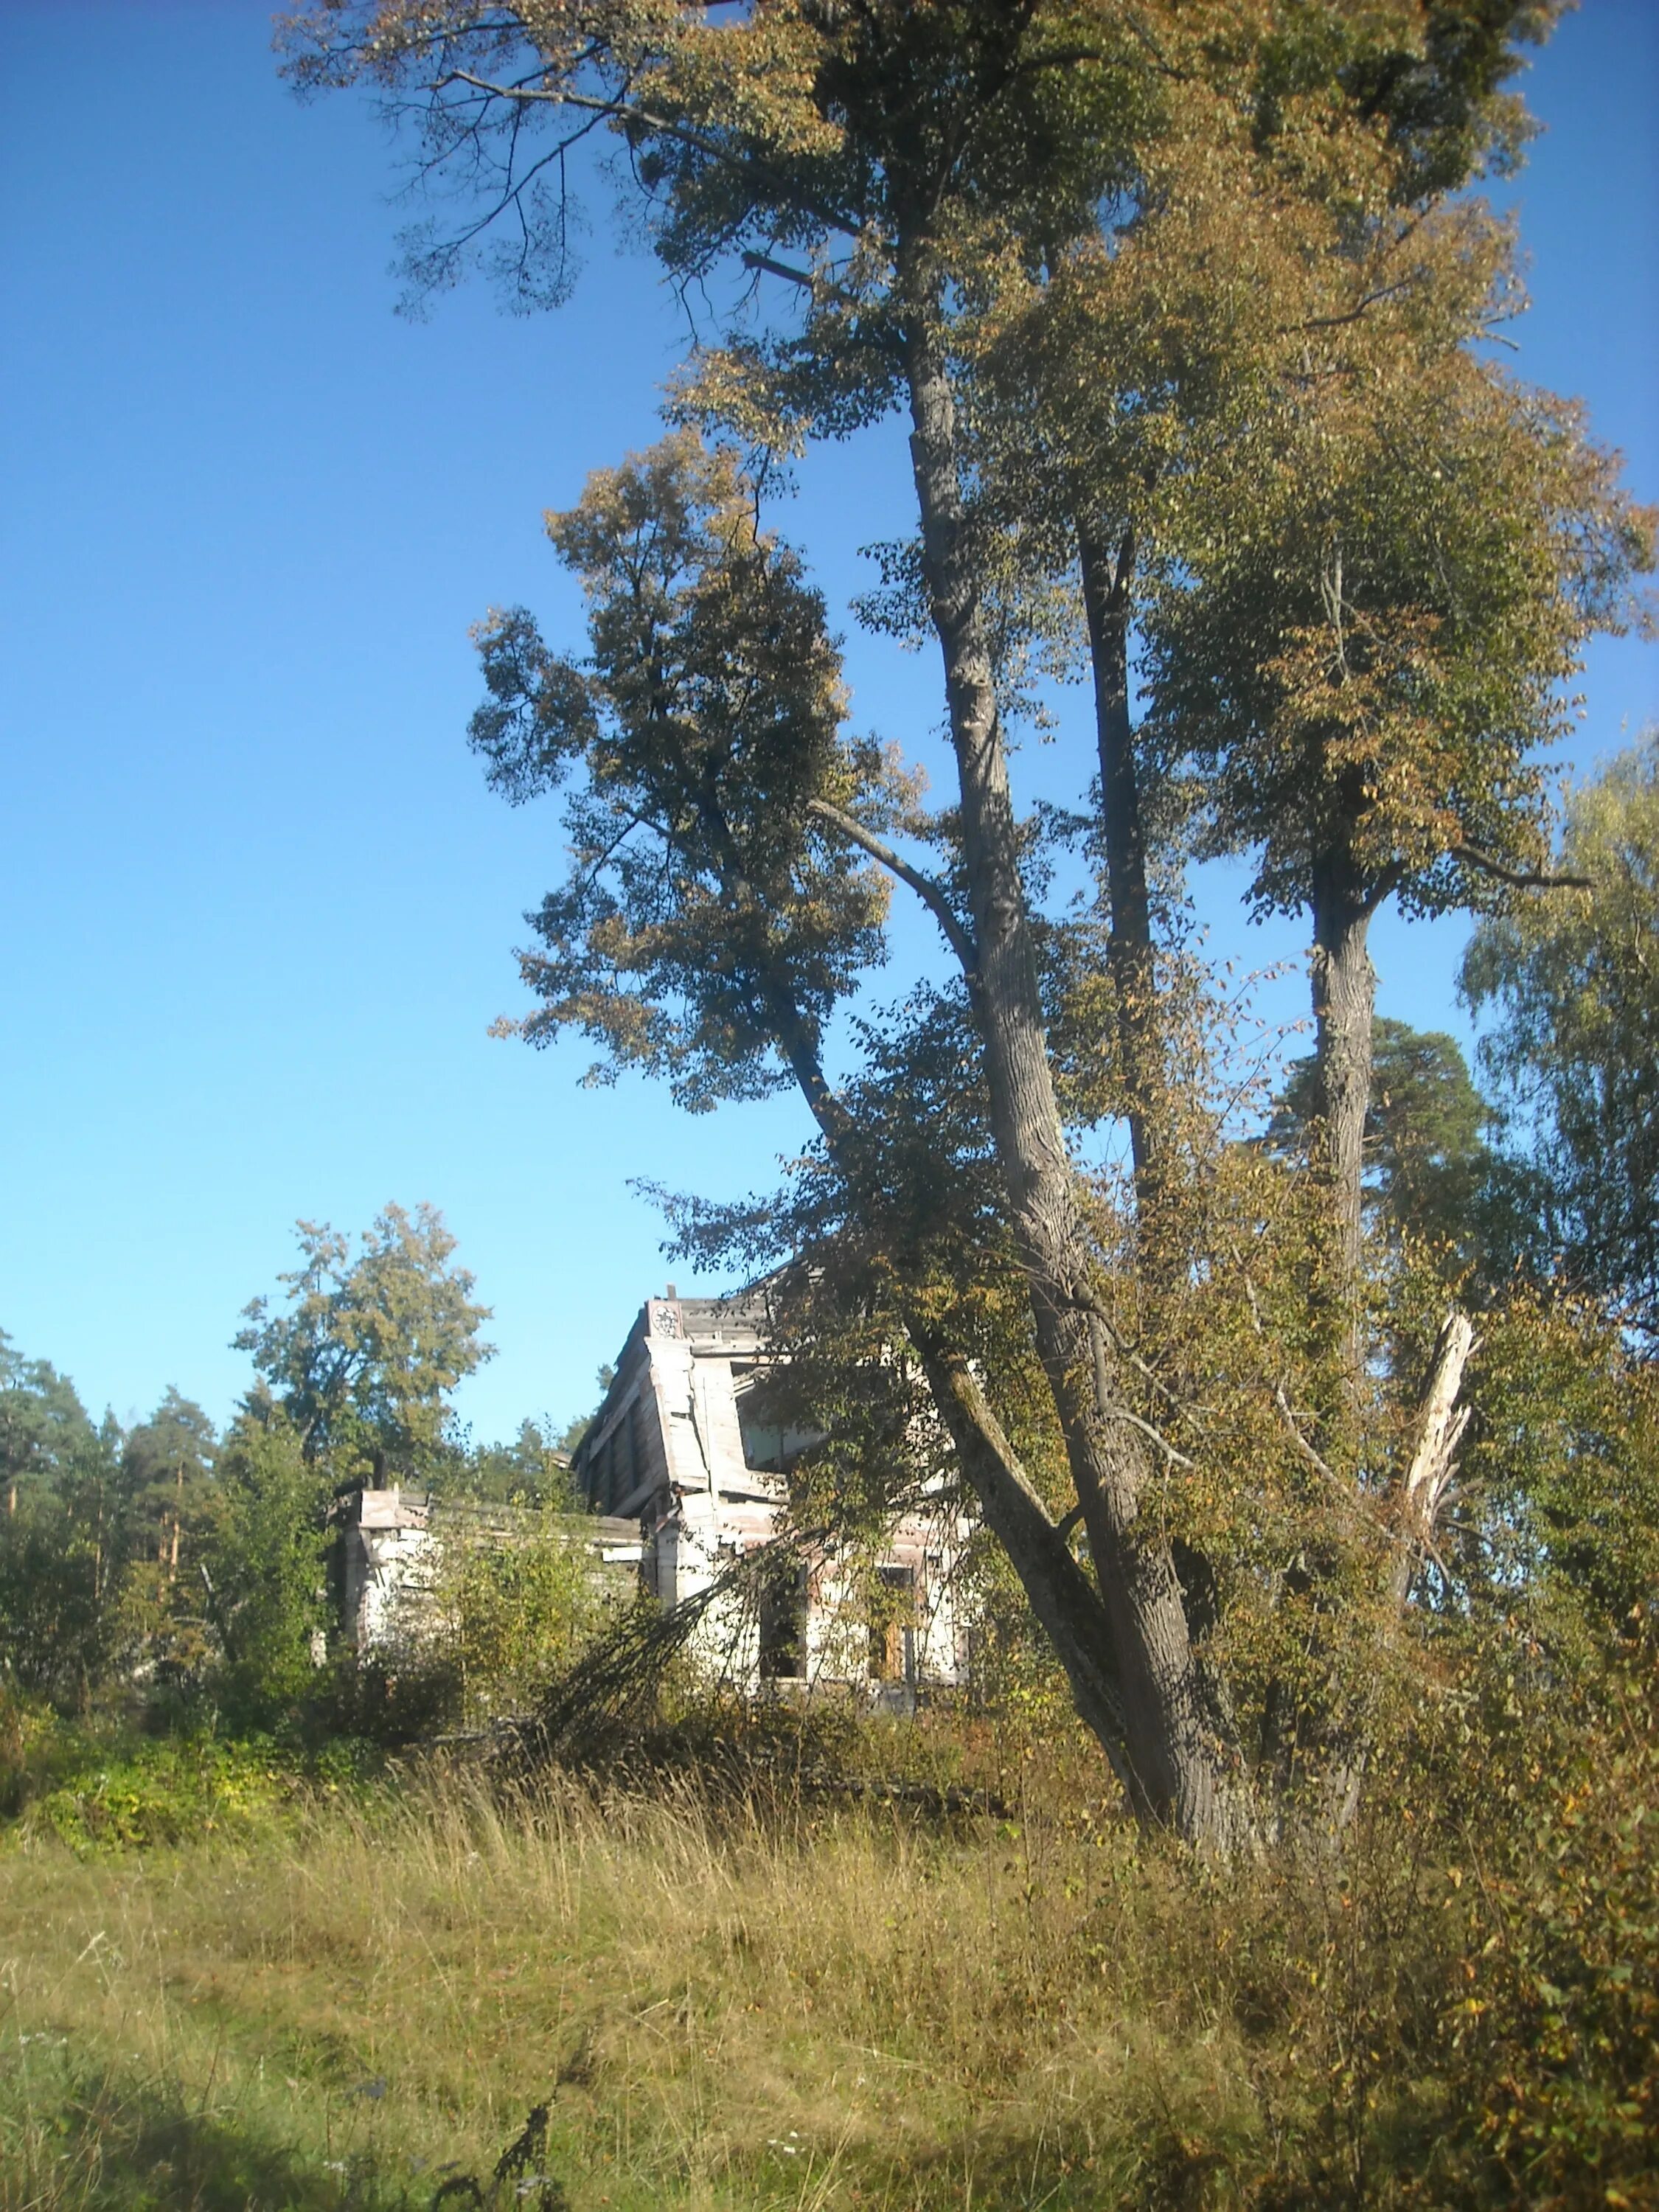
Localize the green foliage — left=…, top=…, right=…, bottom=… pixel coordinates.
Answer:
left=1147, top=341, right=1651, bottom=934
left=1453, top=1290, right=1659, bottom=1663
left=4, top=1681, right=1655, bottom=2209
left=0, top=1339, right=130, bottom=1711
left=1463, top=734, right=1659, bottom=1339
left=471, top=431, right=912, bottom=1111
left=0, top=1329, right=94, bottom=1509
left=1274, top=1020, right=1485, bottom=1237
left=1, top=1349, right=229, bottom=1717
left=1, top=1214, right=585, bottom=1740
left=459, top=1419, right=582, bottom=1506
left=1438, top=1674, right=1659, bottom=2206
left=437, top=1516, right=624, bottom=1726
left=234, top=1203, right=493, bottom=1485
left=270, top=0, right=1658, bottom=1847
left=111, top=1388, right=220, bottom=1695
left=203, top=1418, right=330, bottom=1728
left=119, top=1388, right=216, bottom=1539
left=0, top=1336, right=99, bottom=1703
left=28, top=1733, right=302, bottom=1858
left=1268, top=1018, right=1544, bottom=1284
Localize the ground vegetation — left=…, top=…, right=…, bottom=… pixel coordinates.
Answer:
left=2, top=1660, right=1655, bottom=2211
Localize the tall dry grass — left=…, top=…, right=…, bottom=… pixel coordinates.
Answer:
left=2, top=1745, right=1638, bottom=2210
left=0, top=1772, right=1236, bottom=2208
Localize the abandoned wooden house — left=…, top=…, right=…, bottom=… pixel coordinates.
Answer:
left=568, top=1287, right=970, bottom=1702
left=336, top=1286, right=970, bottom=1704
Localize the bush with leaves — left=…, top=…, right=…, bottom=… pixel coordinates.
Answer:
left=438, top=1515, right=625, bottom=1727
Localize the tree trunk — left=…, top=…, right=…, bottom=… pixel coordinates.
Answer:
left=901, top=305, right=1251, bottom=1851
left=1077, top=521, right=1164, bottom=1210
left=1321, top=1310, right=1477, bottom=1834
left=902, top=1326, right=1135, bottom=1787
left=1310, top=869, right=1378, bottom=1398
left=726, top=927, right=1142, bottom=1799
left=1388, top=1310, right=1475, bottom=1615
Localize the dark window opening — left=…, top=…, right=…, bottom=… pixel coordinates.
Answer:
left=759, top=1562, right=808, bottom=1680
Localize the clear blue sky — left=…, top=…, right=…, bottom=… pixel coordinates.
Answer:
left=2, top=1, right=1655, bottom=1444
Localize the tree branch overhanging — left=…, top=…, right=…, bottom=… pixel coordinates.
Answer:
left=807, top=798, right=978, bottom=976
left=1452, top=842, right=1593, bottom=892
left=739, top=248, right=858, bottom=307
left=434, top=69, right=866, bottom=240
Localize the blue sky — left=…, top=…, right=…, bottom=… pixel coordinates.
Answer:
left=2, top=1, right=1655, bottom=1444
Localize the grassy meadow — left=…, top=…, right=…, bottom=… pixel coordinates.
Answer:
left=5, top=1706, right=1651, bottom=2212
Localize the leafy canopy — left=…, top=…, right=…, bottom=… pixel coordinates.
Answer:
left=234, top=1203, right=493, bottom=1484
left=1463, top=734, right=1659, bottom=1339
left=471, top=431, right=917, bottom=1111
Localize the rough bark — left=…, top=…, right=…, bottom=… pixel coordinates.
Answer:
left=901, top=304, right=1251, bottom=1851
left=901, top=1328, right=1135, bottom=1788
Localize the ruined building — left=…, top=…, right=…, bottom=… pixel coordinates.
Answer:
left=569, top=1288, right=970, bottom=1700
left=338, top=1287, right=971, bottom=1705
left=338, top=1486, right=643, bottom=1653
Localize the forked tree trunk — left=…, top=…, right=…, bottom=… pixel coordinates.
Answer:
left=903, top=1329, right=1135, bottom=1782
left=901, top=307, right=1251, bottom=1851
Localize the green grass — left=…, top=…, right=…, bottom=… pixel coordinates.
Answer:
left=0, top=1762, right=1390, bottom=2211
left=0, top=1727, right=1652, bottom=2211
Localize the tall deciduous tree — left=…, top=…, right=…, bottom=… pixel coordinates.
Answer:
left=235, top=1204, right=494, bottom=1489
left=1463, top=734, right=1659, bottom=1343
left=279, top=0, right=1642, bottom=1846
left=1144, top=338, right=1650, bottom=1395
left=282, top=0, right=1235, bottom=1848
left=470, top=433, right=1183, bottom=1820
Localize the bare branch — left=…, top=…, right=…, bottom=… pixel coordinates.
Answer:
left=1273, top=1385, right=1347, bottom=1497
left=740, top=249, right=817, bottom=291
left=436, top=69, right=865, bottom=240
left=738, top=249, right=863, bottom=314
left=1083, top=1314, right=1195, bottom=1468
left=1103, top=1397, right=1194, bottom=1469
left=806, top=797, right=978, bottom=975
left=1452, top=842, right=1593, bottom=892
